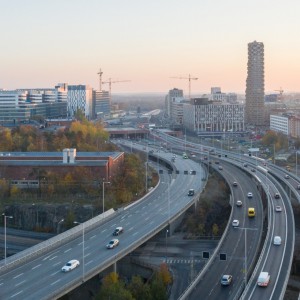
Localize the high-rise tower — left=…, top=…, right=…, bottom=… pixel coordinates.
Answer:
left=245, top=41, right=265, bottom=126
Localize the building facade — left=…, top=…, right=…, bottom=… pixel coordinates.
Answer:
left=165, top=88, right=184, bottom=118
left=245, top=41, right=265, bottom=126
left=183, top=98, right=244, bottom=133
left=93, top=90, right=110, bottom=119
left=289, top=116, right=300, bottom=138
left=270, top=114, right=289, bottom=135
left=67, top=85, right=93, bottom=119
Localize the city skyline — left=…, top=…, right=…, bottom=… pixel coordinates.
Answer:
left=1, top=0, right=300, bottom=94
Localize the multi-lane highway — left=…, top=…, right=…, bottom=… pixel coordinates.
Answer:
left=0, top=150, right=205, bottom=300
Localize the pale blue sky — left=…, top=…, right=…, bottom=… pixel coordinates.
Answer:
left=1, top=0, right=300, bottom=94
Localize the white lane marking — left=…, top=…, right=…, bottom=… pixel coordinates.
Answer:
left=43, top=255, right=52, bottom=261
left=128, top=227, right=134, bottom=231
left=85, top=252, right=91, bottom=258
left=50, top=271, right=60, bottom=276
left=42, top=250, right=60, bottom=261
left=32, top=264, right=41, bottom=270
left=13, top=273, right=24, bottom=279
left=10, top=291, right=23, bottom=298
left=101, top=229, right=107, bottom=233
left=15, top=280, right=26, bottom=287
left=51, top=279, right=61, bottom=285
left=125, top=222, right=130, bottom=226
left=133, top=232, right=138, bottom=236
left=64, top=248, right=72, bottom=253
left=53, top=261, right=62, bottom=267
left=0, top=282, right=3, bottom=286
left=149, top=221, right=154, bottom=225
left=128, top=214, right=132, bottom=218
left=90, top=235, right=96, bottom=239
left=86, top=260, right=94, bottom=266
left=111, top=224, right=117, bottom=228
left=49, top=256, right=57, bottom=261
left=145, top=217, right=150, bottom=221
left=84, top=246, right=90, bottom=250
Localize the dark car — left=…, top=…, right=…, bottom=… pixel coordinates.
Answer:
left=113, top=227, right=124, bottom=236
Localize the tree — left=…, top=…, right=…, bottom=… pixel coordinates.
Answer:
left=150, top=272, right=168, bottom=300
left=159, top=263, right=172, bottom=286
left=212, top=223, right=219, bottom=237
left=128, top=275, right=151, bottom=300
left=96, top=272, right=134, bottom=300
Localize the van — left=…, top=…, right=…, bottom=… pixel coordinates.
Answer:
left=248, top=207, right=255, bottom=217
left=257, top=271, right=270, bottom=286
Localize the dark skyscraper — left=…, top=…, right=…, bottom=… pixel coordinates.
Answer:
left=245, top=41, right=265, bottom=126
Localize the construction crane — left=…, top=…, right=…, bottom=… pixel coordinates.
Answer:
left=102, top=78, right=131, bottom=105
left=170, top=74, right=198, bottom=99
left=97, top=68, right=103, bottom=91
left=274, top=87, right=284, bottom=101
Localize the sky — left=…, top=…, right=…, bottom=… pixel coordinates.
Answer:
left=1, top=0, right=300, bottom=95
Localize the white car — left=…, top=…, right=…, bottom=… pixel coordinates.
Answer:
left=247, top=192, right=253, bottom=198
left=275, top=206, right=282, bottom=212
left=61, top=259, right=80, bottom=272
left=236, top=200, right=242, bottom=207
left=106, top=238, right=119, bottom=249
left=273, top=236, right=282, bottom=245
left=232, top=220, right=239, bottom=227
left=285, top=174, right=290, bottom=179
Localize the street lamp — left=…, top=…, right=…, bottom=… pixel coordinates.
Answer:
left=57, top=219, right=64, bottom=234
left=74, top=221, right=85, bottom=281
left=2, top=213, right=13, bottom=264
left=234, top=227, right=257, bottom=287
left=102, top=180, right=110, bottom=214
left=165, top=229, right=169, bottom=261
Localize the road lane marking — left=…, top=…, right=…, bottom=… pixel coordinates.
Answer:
left=49, top=256, right=58, bottom=261
left=50, top=271, right=60, bottom=276
left=101, top=229, right=107, bottom=233
left=32, top=264, right=41, bottom=270
left=51, top=279, right=61, bottom=285
left=13, top=273, right=24, bottom=279
left=90, top=235, right=96, bottom=239
left=10, top=291, right=23, bottom=298
left=133, top=232, right=138, bottom=236
left=145, top=217, right=150, bottom=221
left=85, top=252, right=91, bottom=258
left=64, top=248, right=72, bottom=253
left=15, top=280, right=26, bottom=287
left=128, top=227, right=134, bottom=231
left=86, top=260, right=94, bottom=266
left=0, top=282, right=3, bottom=286
left=111, top=224, right=117, bottom=228
left=53, top=261, right=62, bottom=267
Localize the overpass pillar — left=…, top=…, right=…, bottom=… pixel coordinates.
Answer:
left=113, top=262, right=117, bottom=273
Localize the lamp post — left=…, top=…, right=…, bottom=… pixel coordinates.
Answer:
left=57, top=219, right=64, bottom=234
left=74, top=221, right=85, bottom=281
left=165, top=229, right=169, bottom=261
left=102, top=180, right=110, bottom=214
left=2, top=214, right=13, bottom=264
left=234, top=227, right=257, bottom=287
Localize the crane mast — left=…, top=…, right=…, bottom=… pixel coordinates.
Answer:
left=170, top=74, right=198, bottom=99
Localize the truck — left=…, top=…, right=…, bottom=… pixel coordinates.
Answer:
left=257, top=271, right=270, bottom=287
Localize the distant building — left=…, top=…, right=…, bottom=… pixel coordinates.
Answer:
left=165, top=88, right=184, bottom=118
left=289, top=116, right=300, bottom=138
left=0, top=149, right=124, bottom=183
left=183, top=98, right=244, bottom=133
left=67, top=85, right=93, bottom=119
left=265, top=94, right=278, bottom=103
left=93, top=90, right=110, bottom=119
left=245, top=41, right=265, bottom=126
left=270, top=114, right=289, bottom=135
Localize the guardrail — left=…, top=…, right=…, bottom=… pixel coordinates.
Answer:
left=0, top=209, right=115, bottom=275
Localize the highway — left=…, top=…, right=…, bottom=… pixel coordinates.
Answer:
left=0, top=151, right=205, bottom=300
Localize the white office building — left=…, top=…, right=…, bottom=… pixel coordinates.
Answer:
left=270, top=115, right=289, bottom=135
left=67, top=85, right=93, bottom=119
left=183, top=98, right=244, bottom=133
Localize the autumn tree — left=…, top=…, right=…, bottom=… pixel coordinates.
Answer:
left=128, top=275, right=151, bottom=300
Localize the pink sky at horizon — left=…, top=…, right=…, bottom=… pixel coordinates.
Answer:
left=1, top=0, right=300, bottom=95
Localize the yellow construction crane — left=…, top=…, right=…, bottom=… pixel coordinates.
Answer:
left=274, top=87, right=284, bottom=101
left=170, top=74, right=198, bottom=99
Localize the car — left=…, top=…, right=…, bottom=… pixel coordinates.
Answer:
left=257, top=271, right=270, bottom=286
left=274, top=193, right=280, bottom=199
left=243, top=163, right=248, bottom=167
left=232, top=219, right=239, bottom=227
left=221, top=274, right=233, bottom=286
left=275, top=206, right=282, bottom=212
left=218, top=165, right=223, bottom=170
left=188, top=189, right=195, bottom=196
left=298, top=184, right=300, bottom=190
left=248, top=207, right=255, bottom=217
left=247, top=192, right=253, bottom=198
left=215, top=161, right=220, bottom=164
left=113, top=227, right=124, bottom=236
left=190, top=170, right=196, bottom=175
left=251, top=168, right=256, bottom=172
left=61, top=259, right=80, bottom=272
left=285, top=174, right=290, bottom=179
left=273, top=236, right=282, bottom=245
left=236, top=200, right=242, bottom=207
left=232, top=182, right=238, bottom=186
left=106, top=238, right=119, bottom=249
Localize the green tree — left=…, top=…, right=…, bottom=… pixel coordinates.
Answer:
left=212, top=223, right=219, bottom=237
left=150, top=272, right=168, bottom=300
left=128, top=275, right=151, bottom=300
